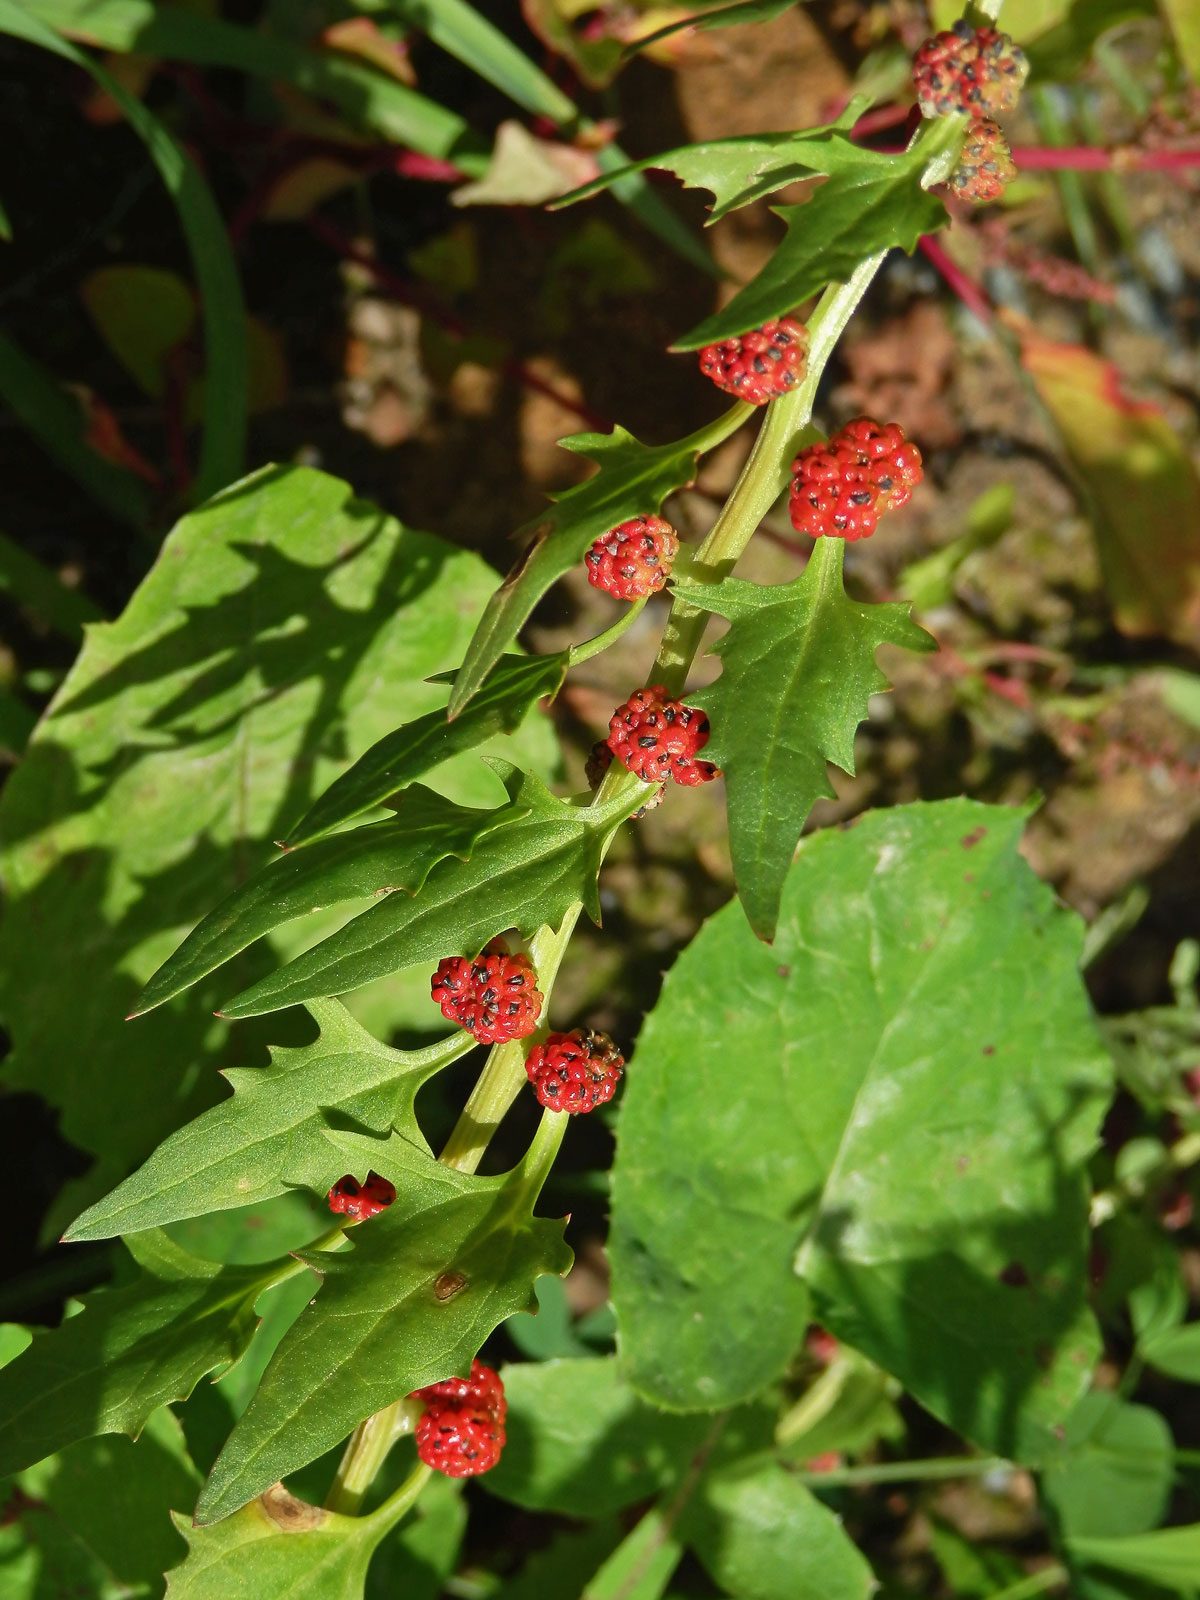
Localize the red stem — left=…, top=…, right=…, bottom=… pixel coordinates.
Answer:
left=918, top=234, right=993, bottom=324
left=873, top=139, right=1200, bottom=172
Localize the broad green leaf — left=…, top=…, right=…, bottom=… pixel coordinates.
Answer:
left=0, top=1405, right=200, bottom=1600
left=610, top=801, right=1111, bottom=1462
left=287, top=652, right=568, bottom=848
left=484, top=1358, right=712, bottom=1515
left=1068, top=1526, right=1200, bottom=1591
left=1142, top=1323, right=1200, bottom=1383
left=218, top=768, right=643, bottom=1019
left=0, top=465, right=553, bottom=1231
left=0, top=0, right=246, bottom=499
left=1041, top=1393, right=1174, bottom=1540
left=681, top=1455, right=875, bottom=1600
left=0, top=1233, right=289, bottom=1477
left=196, top=1128, right=572, bottom=1523
left=677, top=146, right=947, bottom=347
left=583, top=1504, right=683, bottom=1600
left=22, top=0, right=482, bottom=166
left=65, top=1001, right=472, bottom=1241
left=133, top=787, right=516, bottom=1016
left=682, top=541, right=932, bottom=939
left=447, top=411, right=747, bottom=716
left=165, top=1480, right=417, bottom=1600
left=1162, top=0, right=1200, bottom=79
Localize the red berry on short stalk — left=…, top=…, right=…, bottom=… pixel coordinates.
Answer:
left=327, top=1170, right=396, bottom=1221
left=585, top=740, right=665, bottom=815
left=788, top=417, right=922, bottom=541
left=606, top=685, right=719, bottom=786
left=912, top=21, right=1029, bottom=119
left=586, top=515, right=679, bottom=600
left=413, top=1358, right=506, bottom=1415
left=431, top=939, right=543, bottom=1044
left=697, top=317, right=809, bottom=405
left=411, top=1359, right=507, bottom=1478
left=835, top=417, right=924, bottom=513
left=525, top=1027, right=625, bottom=1114
left=944, top=118, right=1017, bottom=203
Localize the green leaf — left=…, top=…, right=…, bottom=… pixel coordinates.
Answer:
left=1041, top=1392, right=1175, bottom=1540
left=81, top=263, right=197, bottom=400
left=0, top=1233, right=287, bottom=1478
left=0, top=1406, right=201, bottom=1600
left=624, top=0, right=800, bottom=59
left=133, top=786, right=517, bottom=1016
left=1069, top=1526, right=1200, bottom=1592
left=0, top=526, right=104, bottom=643
left=682, top=541, right=932, bottom=939
left=483, top=1358, right=713, bottom=1516
left=0, top=0, right=247, bottom=499
left=64, top=1000, right=473, bottom=1241
left=1142, top=1323, right=1200, bottom=1383
left=196, top=1128, right=572, bottom=1523
left=1161, top=0, right=1200, bottom=79
left=366, top=1474, right=466, bottom=1600
left=583, top=1503, right=683, bottom=1600
left=0, top=465, right=554, bottom=1231
left=678, top=148, right=947, bottom=347
left=681, top=1455, right=875, bottom=1600
left=287, top=652, right=568, bottom=848
left=165, top=1481, right=416, bottom=1600
left=447, top=411, right=746, bottom=717
left=217, top=768, right=643, bottom=1019
left=610, top=801, right=1111, bottom=1463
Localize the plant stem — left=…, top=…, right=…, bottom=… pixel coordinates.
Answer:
left=570, top=596, right=649, bottom=667
left=985, top=1566, right=1070, bottom=1600
left=794, top=1453, right=1009, bottom=1488
left=326, top=1399, right=419, bottom=1514
left=366, top=1461, right=435, bottom=1532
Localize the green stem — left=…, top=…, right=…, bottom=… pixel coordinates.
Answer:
left=326, top=1399, right=420, bottom=1514
left=364, top=1461, right=434, bottom=1533
left=985, top=1566, right=1069, bottom=1600
left=795, top=1453, right=1009, bottom=1489
left=570, top=596, right=649, bottom=667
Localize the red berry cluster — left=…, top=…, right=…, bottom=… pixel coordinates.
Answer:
left=698, top=317, right=809, bottom=405
left=912, top=21, right=1029, bottom=119
left=607, top=686, right=718, bottom=787
left=585, top=739, right=665, bottom=816
left=944, top=118, right=1016, bottom=203
left=586, top=515, right=679, bottom=600
left=411, top=1359, right=506, bottom=1478
left=327, top=1171, right=395, bottom=1222
left=525, top=1027, right=625, bottom=1114
left=788, top=417, right=923, bottom=543
left=431, top=938, right=543, bottom=1043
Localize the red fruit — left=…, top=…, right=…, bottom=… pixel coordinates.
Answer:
left=327, top=1170, right=396, bottom=1222
left=586, top=515, right=679, bottom=600
left=788, top=417, right=922, bottom=541
left=944, top=118, right=1016, bottom=203
left=698, top=317, right=809, bottom=405
left=412, top=1359, right=507, bottom=1478
left=585, top=740, right=665, bottom=815
left=413, top=1358, right=506, bottom=1416
left=913, top=21, right=1029, bottom=119
left=606, top=685, right=719, bottom=786
left=835, top=417, right=923, bottom=513
left=525, top=1027, right=625, bottom=1114
left=431, top=939, right=543, bottom=1043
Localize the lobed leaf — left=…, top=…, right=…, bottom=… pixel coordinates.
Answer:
left=196, top=1128, right=572, bottom=1523
left=286, top=652, right=568, bottom=848
left=133, top=786, right=517, bottom=1016
left=217, top=767, right=645, bottom=1019
left=1040, top=1391, right=1174, bottom=1540
left=447, top=414, right=747, bottom=717
left=0, top=1232, right=287, bottom=1478
left=681, top=541, right=933, bottom=940
left=610, top=801, right=1112, bottom=1463
left=65, top=1000, right=473, bottom=1241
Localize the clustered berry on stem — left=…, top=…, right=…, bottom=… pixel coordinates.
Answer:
left=525, top=1027, right=625, bottom=1113
left=607, top=685, right=719, bottom=786
left=410, top=1359, right=506, bottom=1478
left=912, top=20, right=1029, bottom=119
left=944, top=118, right=1016, bottom=203
left=585, top=739, right=665, bottom=815
left=327, top=1171, right=396, bottom=1222
left=788, top=417, right=923, bottom=542
left=431, top=938, right=543, bottom=1043
left=586, top=514, right=679, bottom=600
left=698, top=317, right=809, bottom=405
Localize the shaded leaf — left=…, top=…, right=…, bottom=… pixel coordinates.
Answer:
left=611, top=801, right=1110, bottom=1463
left=1142, top=1322, right=1200, bottom=1384
left=682, top=541, right=932, bottom=939
left=583, top=1504, right=683, bottom=1600
left=1162, top=0, right=1200, bottom=79
left=81, top=264, right=196, bottom=399
left=624, top=0, right=800, bottom=59
left=134, top=787, right=517, bottom=1016
left=447, top=412, right=746, bottom=716
left=1069, top=1525, right=1200, bottom=1592
left=0, top=526, right=105, bottom=643
left=366, top=1474, right=466, bottom=1600
left=0, top=1232, right=288, bottom=1478
left=65, top=1000, right=473, bottom=1241
left=287, top=652, right=567, bottom=849
left=1020, top=332, right=1200, bottom=650
left=1041, top=1392, right=1174, bottom=1539
left=196, top=1128, right=572, bottom=1523
left=484, top=1357, right=712, bottom=1515
left=218, top=768, right=644, bottom=1019
left=452, top=119, right=600, bottom=206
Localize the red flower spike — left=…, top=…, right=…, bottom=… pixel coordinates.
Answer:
left=327, top=1170, right=396, bottom=1222
left=586, top=514, right=679, bottom=601
left=431, top=939, right=543, bottom=1043
left=912, top=21, right=1029, bottom=120
left=411, top=1359, right=507, bottom=1478
left=697, top=317, right=809, bottom=405
left=525, top=1027, right=625, bottom=1114
left=944, top=118, right=1017, bottom=204
left=606, top=685, right=719, bottom=786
